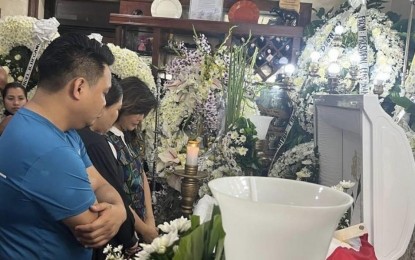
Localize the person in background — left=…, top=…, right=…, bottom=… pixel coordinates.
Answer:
left=78, top=77, right=140, bottom=259
left=0, top=67, right=8, bottom=90
left=0, top=33, right=126, bottom=259
left=107, top=76, right=158, bottom=243
left=0, top=82, right=28, bottom=134
left=0, top=67, right=9, bottom=116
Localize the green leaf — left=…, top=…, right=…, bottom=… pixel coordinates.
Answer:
left=173, top=224, right=205, bottom=260
left=315, top=8, right=326, bottom=19
left=172, top=209, right=226, bottom=260
left=190, top=215, right=201, bottom=230
left=214, top=237, right=225, bottom=260
left=207, top=214, right=226, bottom=254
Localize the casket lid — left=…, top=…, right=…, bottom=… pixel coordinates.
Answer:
left=314, top=94, right=415, bottom=260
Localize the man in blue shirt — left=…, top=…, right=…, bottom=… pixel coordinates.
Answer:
left=0, top=33, right=127, bottom=259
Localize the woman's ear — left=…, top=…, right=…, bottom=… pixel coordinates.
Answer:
left=71, top=77, right=87, bottom=100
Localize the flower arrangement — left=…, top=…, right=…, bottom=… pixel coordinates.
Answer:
left=331, top=180, right=356, bottom=229
left=0, top=16, right=60, bottom=91
left=293, top=8, right=404, bottom=133
left=104, top=208, right=225, bottom=260
left=268, top=141, right=319, bottom=183
left=143, top=31, right=260, bottom=178
left=107, top=43, right=156, bottom=93
left=198, top=116, right=259, bottom=197
left=143, top=34, right=229, bottom=174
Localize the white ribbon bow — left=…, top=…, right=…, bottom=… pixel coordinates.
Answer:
left=33, top=17, right=60, bottom=42
left=348, top=0, right=366, bottom=9
left=88, top=33, right=104, bottom=44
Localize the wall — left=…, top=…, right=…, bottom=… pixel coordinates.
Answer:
left=0, top=0, right=44, bottom=18
left=38, top=0, right=44, bottom=18
left=301, top=0, right=395, bottom=19
left=0, top=0, right=28, bottom=17
left=391, top=0, right=412, bottom=19
left=0, top=0, right=410, bottom=22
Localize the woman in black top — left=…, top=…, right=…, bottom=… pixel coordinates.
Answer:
left=78, top=77, right=138, bottom=259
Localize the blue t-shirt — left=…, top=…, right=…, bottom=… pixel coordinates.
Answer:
left=0, top=108, right=96, bottom=259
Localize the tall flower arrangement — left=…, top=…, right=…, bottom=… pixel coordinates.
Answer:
left=293, top=8, right=404, bottom=134
left=143, top=32, right=260, bottom=177
left=269, top=141, right=319, bottom=183
left=0, top=16, right=60, bottom=92
left=268, top=5, right=412, bottom=196
left=107, top=43, right=156, bottom=92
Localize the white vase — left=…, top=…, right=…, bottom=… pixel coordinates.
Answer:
left=248, top=115, right=274, bottom=140
left=208, top=176, right=353, bottom=260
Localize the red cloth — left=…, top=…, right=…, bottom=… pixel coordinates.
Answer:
left=327, top=234, right=377, bottom=260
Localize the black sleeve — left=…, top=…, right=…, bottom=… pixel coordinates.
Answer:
left=85, top=139, right=137, bottom=249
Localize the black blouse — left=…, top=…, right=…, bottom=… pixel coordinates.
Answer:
left=77, top=128, right=137, bottom=259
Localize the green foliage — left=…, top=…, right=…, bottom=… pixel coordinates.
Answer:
left=281, top=119, right=313, bottom=153
left=153, top=178, right=183, bottom=225
left=173, top=207, right=225, bottom=260
left=226, top=39, right=257, bottom=131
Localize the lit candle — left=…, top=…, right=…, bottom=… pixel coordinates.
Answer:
left=186, top=140, right=199, bottom=166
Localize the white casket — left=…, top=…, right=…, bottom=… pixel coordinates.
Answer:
left=314, top=94, right=415, bottom=260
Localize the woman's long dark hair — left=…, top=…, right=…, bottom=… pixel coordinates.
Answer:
left=118, top=77, right=157, bottom=171
left=118, top=77, right=157, bottom=118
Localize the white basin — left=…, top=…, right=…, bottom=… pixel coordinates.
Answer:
left=208, top=176, right=353, bottom=260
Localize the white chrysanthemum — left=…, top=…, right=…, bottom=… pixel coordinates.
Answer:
left=236, top=147, right=248, bottom=156
left=140, top=231, right=179, bottom=255
left=107, top=43, right=156, bottom=93
left=103, top=244, right=112, bottom=254
left=269, top=141, right=316, bottom=178
left=340, top=180, right=355, bottom=189
left=296, top=168, right=312, bottom=180
left=135, top=249, right=151, bottom=260
left=230, top=131, right=239, bottom=140
left=301, top=159, right=313, bottom=165
left=331, top=184, right=344, bottom=192
left=158, top=216, right=191, bottom=234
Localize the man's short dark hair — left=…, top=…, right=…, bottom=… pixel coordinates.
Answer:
left=38, top=33, right=115, bottom=92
